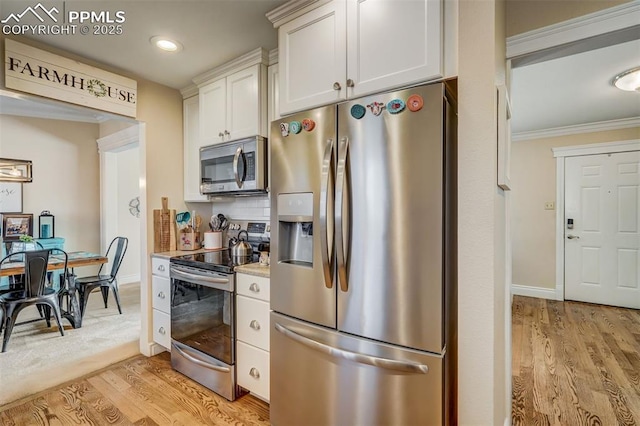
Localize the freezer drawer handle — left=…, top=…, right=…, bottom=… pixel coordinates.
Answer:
left=171, top=341, right=231, bottom=373
left=274, top=323, right=429, bottom=374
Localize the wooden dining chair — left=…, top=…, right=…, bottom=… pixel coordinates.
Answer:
left=75, top=237, right=128, bottom=318
left=0, top=249, right=66, bottom=352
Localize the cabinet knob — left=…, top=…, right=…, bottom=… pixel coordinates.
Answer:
left=346, top=79, right=355, bottom=88
left=158, top=327, right=166, bottom=335
left=224, top=130, right=230, bottom=136
left=333, top=82, right=342, bottom=91
left=158, top=291, right=165, bottom=299
left=249, top=367, right=260, bottom=379
left=249, top=283, right=260, bottom=293
left=218, top=132, right=225, bottom=138
left=158, top=265, right=165, bottom=272
left=250, top=320, right=261, bottom=330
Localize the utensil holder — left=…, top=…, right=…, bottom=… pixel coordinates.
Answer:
left=178, top=230, right=200, bottom=250
left=203, top=231, right=222, bottom=249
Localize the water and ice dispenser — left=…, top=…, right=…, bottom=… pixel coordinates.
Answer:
left=277, top=193, right=314, bottom=267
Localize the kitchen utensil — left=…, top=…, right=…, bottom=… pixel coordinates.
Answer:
left=176, top=211, right=191, bottom=229
left=210, top=215, right=220, bottom=231
left=230, top=230, right=253, bottom=264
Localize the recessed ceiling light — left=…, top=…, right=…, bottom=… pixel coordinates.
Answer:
left=612, top=67, right=640, bottom=92
left=150, top=36, right=183, bottom=53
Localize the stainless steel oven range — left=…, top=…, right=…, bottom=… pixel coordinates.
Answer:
left=169, top=249, right=244, bottom=401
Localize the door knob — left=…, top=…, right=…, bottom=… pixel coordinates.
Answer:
left=346, top=79, right=355, bottom=88
left=567, top=235, right=580, bottom=239
left=333, top=82, right=341, bottom=90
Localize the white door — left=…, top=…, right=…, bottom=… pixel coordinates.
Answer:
left=565, top=151, right=640, bottom=308
left=227, top=64, right=264, bottom=140
left=183, top=95, right=207, bottom=202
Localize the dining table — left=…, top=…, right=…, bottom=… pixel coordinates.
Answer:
left=0, top=251, right=108, bottom=328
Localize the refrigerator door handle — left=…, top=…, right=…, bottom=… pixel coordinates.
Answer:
left=274, top=323, right=429, bottom=374
left=336, top=136, right=349, bottom=292
left=233, top=146, right=244, bottom=188
left=320, top=138, right=334, bottom=289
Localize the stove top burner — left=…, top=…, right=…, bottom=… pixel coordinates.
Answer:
left=170, top=249, right=237, bottom=274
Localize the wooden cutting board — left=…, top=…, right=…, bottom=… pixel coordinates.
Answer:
left=153, top=197, right=176, bottom=252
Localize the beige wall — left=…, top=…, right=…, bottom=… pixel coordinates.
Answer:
left=458, top=0, right=509, bottom=423
left=0, top=116, right=101, bottom=255
left=512, top=127, right=640, bottom=289
left=505, top=0, right=632, bottom=36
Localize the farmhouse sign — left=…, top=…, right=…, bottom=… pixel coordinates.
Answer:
left=4, top=39, right=137, bottom=118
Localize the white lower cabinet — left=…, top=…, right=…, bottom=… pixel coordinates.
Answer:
left=237, top=341, right=270, bottom=401
left=151, top=255, right=171, bottom=350
left=236, top=272, right=270, bottom=401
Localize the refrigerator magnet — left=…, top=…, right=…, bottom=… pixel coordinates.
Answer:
left=366, top=101, right=385, bottom=116
left=290, top=121, right=302, bottom=134
left=387, top=99, right=405, bottom=114
left=302, top=118, right=316, bottom=131
left=351, top=104, right=366, bottom=119
left=407, top=95, right=424, bottom=112
left=280, top=122, right=290, bottom=137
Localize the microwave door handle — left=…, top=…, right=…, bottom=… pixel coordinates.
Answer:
left=233, top=146, right=244, bottom=188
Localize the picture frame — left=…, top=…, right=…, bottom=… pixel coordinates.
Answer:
left=1, top=213, right=33, bottom=241
left=0, top=182, right=23, bottom=213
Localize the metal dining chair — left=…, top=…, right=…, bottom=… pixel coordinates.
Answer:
left=0, top=249, right=66, bottom=352
left=75, top=237, right=128, bottom=318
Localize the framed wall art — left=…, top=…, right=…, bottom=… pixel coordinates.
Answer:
left=0, top=182, right=22, bottom=213
left=2, top=213, right=33, bottom=241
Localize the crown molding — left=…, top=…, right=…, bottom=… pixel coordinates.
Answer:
left=266, top=0, right=329, bottom=28
left=513, top=117, right=640, bottom=142
left=96, top=125, right=139, bottom=154
left=553, top=139, right=640, bottom=157
left=506, top=1, right=640, bottom=59
left=180, top=84, right=198, bottom=99
left=268, top=48, right=279, bottom=66
left=192, top=47, right=269, bottom=87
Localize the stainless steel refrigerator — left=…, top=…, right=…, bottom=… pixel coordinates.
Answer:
left=269, top=81, right=457, bottom=425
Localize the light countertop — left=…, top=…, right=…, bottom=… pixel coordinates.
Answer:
left=151, top=247, right=225, bottom=259
left=235, top=262, right=270, bottom=278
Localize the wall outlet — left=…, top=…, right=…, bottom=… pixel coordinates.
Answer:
left=544, top=201, right=555, bottom=210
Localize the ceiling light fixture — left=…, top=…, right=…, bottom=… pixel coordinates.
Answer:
left=150, top=36, right=183, bottom=53
left=612, top=66, right=640, bottom=92
left=0, top=158, right=33, bottom=183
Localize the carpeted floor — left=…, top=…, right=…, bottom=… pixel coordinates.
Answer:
left=0, top=282, right=141, bottom=406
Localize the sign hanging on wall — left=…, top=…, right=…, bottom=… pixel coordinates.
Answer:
left=4, top=39, right=137, bottom=118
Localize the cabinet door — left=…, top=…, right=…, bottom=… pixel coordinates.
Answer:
left=183, top=95, right=208, bottom=201
left=227, top=64, right=266, bottom=140
left=278, top=1, right=347, bottom=115
left=199, top=78, right=226, bottom=145
left=267, top=63, right=280, bottom=132
left=346, top=0, right=442, bottom=98
left=153, top=309, right=171, bottom=349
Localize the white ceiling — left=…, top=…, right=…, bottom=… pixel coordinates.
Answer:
left=510, top=38, right=640, bottom=135
left=0, top=1, right=638, bottom=133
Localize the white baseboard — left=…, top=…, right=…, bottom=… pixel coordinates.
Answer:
left=511, top=283, right=558, bottom=300
left=505, top=416, right=511, bottom=426
left=143, top=341, right=168, bottom=357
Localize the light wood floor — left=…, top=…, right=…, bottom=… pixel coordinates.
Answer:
left=512, top=295, right=640, bottom=425
left=0, top=352, right=269, bottom=425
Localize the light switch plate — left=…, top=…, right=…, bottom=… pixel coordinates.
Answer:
left=544, top=201, right=555, bottom=210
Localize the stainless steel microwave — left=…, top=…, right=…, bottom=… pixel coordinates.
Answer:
left=200, top=136, right=267, bottom=196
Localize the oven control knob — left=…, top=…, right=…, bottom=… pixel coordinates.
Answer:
left=250, top=320, right=261, bottom=330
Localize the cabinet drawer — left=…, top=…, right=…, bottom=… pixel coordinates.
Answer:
left=237, top=274, right=270, bottom=302
left=152, top=275, right=170, bottom=313
left=237, top=341, right=270, bottom=401
left=237, top=295, right=270, bottom=351
left=152, top=309, right=171, bottom=349
left=151, top=256, right=170, bottom=278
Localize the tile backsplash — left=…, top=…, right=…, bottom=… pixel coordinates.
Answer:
left=209, top=195, right=270, bottom=221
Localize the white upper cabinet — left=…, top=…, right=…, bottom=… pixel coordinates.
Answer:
left=270, top=0, right=443, bottom=115
left=346, top=0, right=441, bottom=98
left=278, top=1, right=347, bottom=115
left=183, top=95, right=208, bottom=202
left=198, top=61, right=267, bottom=145
left=199, top=78, right=227, bottom=146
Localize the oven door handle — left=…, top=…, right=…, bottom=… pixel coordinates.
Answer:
left=170, top=267, right=229, bottom=284
left=172, top=341, right=231, bottom=373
